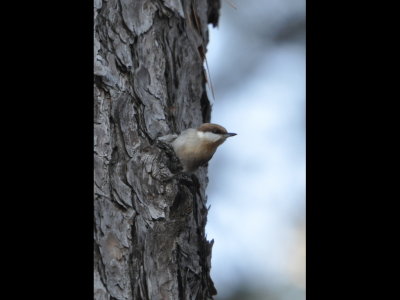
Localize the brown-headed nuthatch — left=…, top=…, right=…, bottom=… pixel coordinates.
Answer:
left=167, top=123, right=237, bottom=172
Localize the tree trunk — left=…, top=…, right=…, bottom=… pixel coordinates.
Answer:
left=94, top=1, right=220, bottom=299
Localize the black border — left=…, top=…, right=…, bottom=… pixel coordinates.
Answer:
left=6, top=2, right=95, bottom=297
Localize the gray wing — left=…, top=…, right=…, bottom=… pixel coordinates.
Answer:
left=157, top=134, right=178, bottom=144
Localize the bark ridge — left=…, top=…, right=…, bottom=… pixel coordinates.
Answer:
left=94, top=1, right=221, bottom=299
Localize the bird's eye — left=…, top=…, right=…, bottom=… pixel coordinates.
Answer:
left=212, top=130, right=218, bottom=134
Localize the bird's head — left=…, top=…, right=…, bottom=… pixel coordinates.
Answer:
left=196, top=123, right=237, bottom=146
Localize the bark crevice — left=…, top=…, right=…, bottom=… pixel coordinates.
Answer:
left=94, top=0, right=221, bottom=299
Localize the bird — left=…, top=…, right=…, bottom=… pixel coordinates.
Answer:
left=166, top=123, right=237, bottom=172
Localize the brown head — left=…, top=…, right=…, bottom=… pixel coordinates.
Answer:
left=197, top=123, right=237, bottom=138
left=196, top=123, right=237, bottom=147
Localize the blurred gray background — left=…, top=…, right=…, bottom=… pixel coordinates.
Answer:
left=205, top=1, right=305, bottom=299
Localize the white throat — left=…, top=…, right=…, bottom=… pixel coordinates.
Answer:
left=197, top=131, right=222, bottom=143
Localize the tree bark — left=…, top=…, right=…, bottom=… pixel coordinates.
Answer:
left=94, top=1, right=220, bottom=299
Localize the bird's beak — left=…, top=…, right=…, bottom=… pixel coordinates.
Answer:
left=226, top=133, right=237, bottom=137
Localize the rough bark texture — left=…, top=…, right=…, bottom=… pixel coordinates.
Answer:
left=94, top=1, right=220, bottom=299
